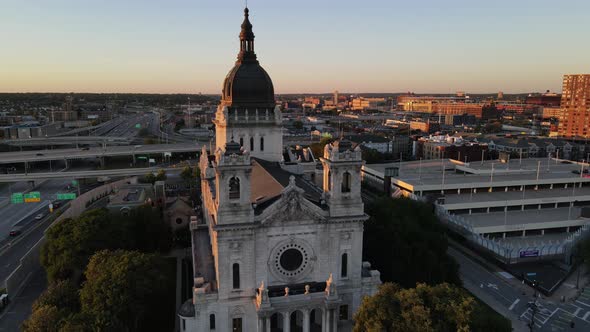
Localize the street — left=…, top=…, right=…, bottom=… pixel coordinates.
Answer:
left=449, top=246, right=590, bottom=331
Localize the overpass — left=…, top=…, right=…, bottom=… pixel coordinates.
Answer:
left=0, top=167, right=182, bottom=182
left=2, top=136, right=131, bottom=147
left=0, top=143, right=202, bottom=165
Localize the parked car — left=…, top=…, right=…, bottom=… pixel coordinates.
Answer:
left=9, top=226, right=22, bottom=236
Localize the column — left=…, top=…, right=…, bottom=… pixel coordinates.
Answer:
left=324, top=309, right=330, bottom=332
left=303, top=309, right=310, bottom=332
left=332, top=309, right=338, bottom=332
left=257, top=317, right=264, bottom=332
left=283, top=311, right=290, bottom=332
left=265, top=317, right=271, bottom=332
left=321, top=309, right=327, bottom=332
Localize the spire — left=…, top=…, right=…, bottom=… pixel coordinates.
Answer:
left=237, top=7, right=258, bottom=63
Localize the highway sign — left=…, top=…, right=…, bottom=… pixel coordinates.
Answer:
left=135, top=124, right=141, bottom=129
left=526, top=272, right=537, bottom=277
left=24, top=191, right=41, bottom=203
left=10, top=193, right=24, bottom=204
left=57, top=193, right=77, bottom=200
left=72, top=180, right=78, bottom=186
left=137, top=156, right=148, bottom=160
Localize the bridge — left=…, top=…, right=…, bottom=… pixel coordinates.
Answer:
left=2, top=136, right=131, bottom=147
left=0, top=167, right=182, bottom=182
left=0, top=143, right=202, bottom=165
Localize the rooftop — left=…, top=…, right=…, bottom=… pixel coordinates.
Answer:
left=365, top=158, right=590, bottom=191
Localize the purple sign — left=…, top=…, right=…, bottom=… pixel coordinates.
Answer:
left=519, top=250, right=539, bottom=258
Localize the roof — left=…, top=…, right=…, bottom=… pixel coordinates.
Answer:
left=252, top=158, right=324, bottom=213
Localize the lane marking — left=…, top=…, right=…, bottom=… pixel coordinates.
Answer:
left=509, top=298, right=520, bottom=311
left=576, top=300, right=590, bottom=308
left=583, top=311, right=590, bottom=320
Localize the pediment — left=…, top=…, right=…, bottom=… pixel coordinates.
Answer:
left=258, top=176, right=326, bottom=225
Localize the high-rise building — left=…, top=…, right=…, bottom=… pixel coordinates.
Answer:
left=333, top=90, right=339, bottom=105
left=558, top=74, right=590, bottom=138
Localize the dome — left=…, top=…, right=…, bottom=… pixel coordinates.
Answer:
left=220, top=7, right=275, bottom=109
left=222, top=62, right=275, bottom=108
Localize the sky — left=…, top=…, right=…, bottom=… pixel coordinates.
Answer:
left=0, top=0, right=589, bottom=94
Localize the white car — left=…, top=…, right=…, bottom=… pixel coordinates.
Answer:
left=35, top=214, right=44, bottom=220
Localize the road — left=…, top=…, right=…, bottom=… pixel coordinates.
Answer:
left=0, top=167, right=182, bottom=182
left=449, top=246, right=590, bottom=331
left=0, top=180, right=69, bottom=238
left=0, top=142, right=201, bottom=165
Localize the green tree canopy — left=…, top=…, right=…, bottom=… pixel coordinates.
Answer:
left=80, top=250, right=173, bottom=331
left=41, top=207, right=171, bottom=283
left=155, top=169, right=167, bottom=181
left=354, top=283, right=474, bottom=332
left=363, top=198, right=460, bottom=287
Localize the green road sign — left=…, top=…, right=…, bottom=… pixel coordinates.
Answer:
left=57, top=193, right=77, bottom=200
left=137, top=156, right=148, bottom=160
left=24, top=191, right=41, bottom=203
left=72, top=180, right=79, bottom=186
left=11, top=193, right=24, bottom=204
left=135, top=123, right=141, bottom=129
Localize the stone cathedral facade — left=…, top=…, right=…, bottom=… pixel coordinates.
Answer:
left=178, top=8, right=380, bottom=332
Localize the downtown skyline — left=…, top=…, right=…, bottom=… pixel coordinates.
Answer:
left=1, top=0, right=589, bottom=94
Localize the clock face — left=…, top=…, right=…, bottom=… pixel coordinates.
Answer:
left=270, top=241, right=313, bottom=280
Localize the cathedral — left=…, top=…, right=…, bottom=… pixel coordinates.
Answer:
left=178, top=8, right=380, bottom=332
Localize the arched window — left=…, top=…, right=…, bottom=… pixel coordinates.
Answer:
left=260, top=137, right=264, bottom=151
left=232, top=263, right=240, bottom=289
left=209, top=314, right=216, bottom=330
left=341, top=253, right=348, bottom=278
left=341, top=172, right=351, bottom=193
left=250, top=137, right=254, bottom=151
left=229, top=177, right=240, bottom=200
left=239, top=137, right=244, bottom=147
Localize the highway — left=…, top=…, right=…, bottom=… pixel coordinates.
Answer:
left=0, top=167, right=182, bottom=182
left=0, top=180, right=69, bottom=238
left=0, top=143, right=200, bottom=164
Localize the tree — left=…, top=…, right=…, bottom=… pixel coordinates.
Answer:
left=144, top=172, right=156, bottom=184
left=41, top=209, right=115, bottom=282
left=40, top=207, right=171, bottom=283
left=21, top=305, right=64, bottom=332
left=32, top=280, right=79, bottom=314
left=310, top=136, right=333, bottom=159
left=155, top=169, right=167, bottom=181
left=23, top=280, right=81, bottom=332
left=363, top=198, right=460, bottom=287
left=354, top=283, right=475, bottom=332
left=80, top=250, right=173, bottom=331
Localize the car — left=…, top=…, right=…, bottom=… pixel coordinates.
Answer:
left=36, top=153, right=44, bottom=156
left=35, top=214, right=44, bottom=220
left=81, top=147, right=89, bottom=151
left=9, top=226, right=22, bottom=236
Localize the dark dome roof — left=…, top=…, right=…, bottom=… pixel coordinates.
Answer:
left=221, top=7, right=275, bottom=109
left=222, top=62, right=275, bottom=108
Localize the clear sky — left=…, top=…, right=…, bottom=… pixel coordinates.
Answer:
left=1, top=0, right=589, bottom=94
